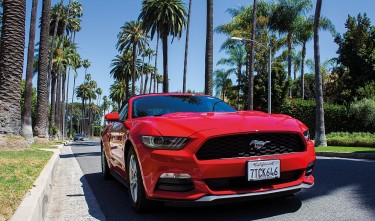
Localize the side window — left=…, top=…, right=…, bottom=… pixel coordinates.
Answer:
left=119, top=104, right=128, bottom=121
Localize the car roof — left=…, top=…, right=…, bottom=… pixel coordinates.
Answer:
left=129, top=93, right=209, bottom=101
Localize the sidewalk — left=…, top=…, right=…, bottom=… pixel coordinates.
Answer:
left=45, top=145, right=105, bottom=221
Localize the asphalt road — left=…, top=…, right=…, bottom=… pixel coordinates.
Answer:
left=71, top=140, right=375, bottom=221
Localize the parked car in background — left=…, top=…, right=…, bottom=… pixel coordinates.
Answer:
left=101, top=93, right=315, bottom=212
left=74, top=133, right=84, bottom=141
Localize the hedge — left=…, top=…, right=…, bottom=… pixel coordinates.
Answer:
left=278, top=99, right=375, bottom=138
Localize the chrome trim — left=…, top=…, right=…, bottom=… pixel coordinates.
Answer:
left=195, top=183, right=314, bottom=202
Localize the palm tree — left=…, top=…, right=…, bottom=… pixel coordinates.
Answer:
left=34, top=0, right=51, bottom=138
left=295, top=15, right=334, bottom=99
left=313, top=0, right=326, bottom=147
left=96, top=88, right=102, bottom=106
left=117, top=20, right=147, bottom=96
left=82, top=59, right=90, bottom=81
left=69, top=57, right=81, bottom=138
left=248, top=0, right=257, bottom=110
left=183, top=0, right=192, bottom=93
left=139, top=0, right=187, bottom=93
left=0, top=0, right=26, bottom=136
left=21, top=0, right=38, bottom=143
left=109, top=80, right=127, bottom=110
left=110, top=52, right=132, bottom=101
left=269, top=0, right=312, bottom=98
left=214, top=69, right=232, bottom=100
left=205, top=0, right=213, bottom=96
left=102, top=95, right=110, bottom=126
left=143, top=48, right=155, bottom=94
left=217, top=43, right=246, bottom=109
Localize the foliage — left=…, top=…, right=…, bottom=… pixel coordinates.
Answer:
left=279, top=98, right=375, bottom=136
left=326, top=132, right=375, bottom=147
left=348, top=99, right=375, bottom=132
left=335, top=13, right=375, bottom=101
left=254, top=61, right=290, bottom=112
left=315, top=146, right=375, bottom=153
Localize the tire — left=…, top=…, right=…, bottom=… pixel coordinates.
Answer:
left=101, top=147, right=112, bottom=180
left=127, top=146, right=154, bottom=212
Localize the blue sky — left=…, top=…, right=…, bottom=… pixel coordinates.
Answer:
left=25, top=0, right=375, bottom=102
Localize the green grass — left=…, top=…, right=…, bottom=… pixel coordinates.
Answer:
left=0, top=149, right=53, bottom=221
left=315, top=146, right=375, bottom=153
left=29, top=141, right=62, bottom=149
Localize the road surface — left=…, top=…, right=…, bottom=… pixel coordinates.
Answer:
left=70, top=140, right=375, bottom=221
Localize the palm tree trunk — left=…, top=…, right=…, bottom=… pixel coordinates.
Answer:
left=183, top=0, right=192, bottom=93
left=49, top=72, right=57, bottom=136
left=314, top=0, right=327, bottom=147
left=0, top=0, right=26, bottom=136
left=34, top=0, right=51, bottom=138
left=132, top=42, right=137, bottom=96
left=140, top=56, right=144, bottom=95
left=287, top=32, right=293, bottom=98
left=162, top=33, right=169, bottom=93
left=70, top=74, right=76, bottom=137
left=61, top=73, right=66, bottom=139
left=22, top=0, right=38, bottom=143
left=148, top=54, right=152, bottom=93
left=205, top=0, right=213, bottom=96
left=47, top=0, right=64, bottom=129
left=56, top=71, right=62, bottom=137
left=237, top=64, right=241, bottom=109
left=301, top=42, right=306, bottom=99
left=153, top=35, right=159, bottom=93
left=248, top=0, right=257, bottom=110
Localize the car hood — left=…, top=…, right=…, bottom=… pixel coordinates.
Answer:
left=137, top=111, right=307, bottom=137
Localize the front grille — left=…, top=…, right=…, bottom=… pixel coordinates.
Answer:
left=205, top=170, right=303, bottom=191
left=196, top=133, right=305, bottom=160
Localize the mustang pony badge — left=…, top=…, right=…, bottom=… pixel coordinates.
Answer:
left=250, top=140, right=271, bottom=149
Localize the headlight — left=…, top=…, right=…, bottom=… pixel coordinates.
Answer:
left=303, top=130, right=310, bottom=141
left=141, top=136, right=189, bottom=150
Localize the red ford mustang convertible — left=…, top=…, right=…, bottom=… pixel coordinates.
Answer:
left=101, top=93, right=315, bottom=212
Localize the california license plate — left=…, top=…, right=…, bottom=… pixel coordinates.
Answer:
left=247, top=159, right=280, bottom=181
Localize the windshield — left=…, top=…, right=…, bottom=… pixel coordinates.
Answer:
left=132, top=95, right=236, bottom=118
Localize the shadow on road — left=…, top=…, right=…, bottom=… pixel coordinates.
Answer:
left=80, top=172, right=303, bottom=221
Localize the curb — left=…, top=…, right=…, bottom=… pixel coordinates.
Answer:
left=316, top=152, right=375, bottom=160
left=10, top=145, right=62, bottom=221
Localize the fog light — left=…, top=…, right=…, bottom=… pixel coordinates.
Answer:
left=160, top=173, right=191, bottom=179
left=305, top=161, right=315, bottom=177
left=157, top=173, right=194, bottom=192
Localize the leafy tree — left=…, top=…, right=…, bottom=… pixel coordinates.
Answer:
left=335, top=13, right=375, bottom=99
left=139, top=0, right=187, bottom=92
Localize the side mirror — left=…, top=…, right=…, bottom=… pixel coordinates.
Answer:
left=105, top=112, right=120, bottom=122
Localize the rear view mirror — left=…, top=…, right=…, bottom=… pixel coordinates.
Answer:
left=105, top=112, right=120, bottom=122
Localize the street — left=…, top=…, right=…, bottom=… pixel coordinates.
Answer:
left=70, top=140, right=375, bottom=221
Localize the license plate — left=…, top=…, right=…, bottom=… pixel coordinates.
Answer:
left=247, top=159, right=280, bottom=181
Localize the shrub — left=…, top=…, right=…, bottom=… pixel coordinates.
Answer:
left=348, top=99, right=375, bottom=133
left=278, top=99, right=348, bottom=136
left=326, top=132, right=375, bottom=147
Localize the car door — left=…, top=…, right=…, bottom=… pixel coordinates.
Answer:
left=109, top=104, right=129, bottom=172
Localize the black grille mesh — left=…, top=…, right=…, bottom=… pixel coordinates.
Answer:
left=196, top=133, right=305, bottom=160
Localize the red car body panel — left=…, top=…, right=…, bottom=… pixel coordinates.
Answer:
left=101, top=93, right=315, bottom=203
